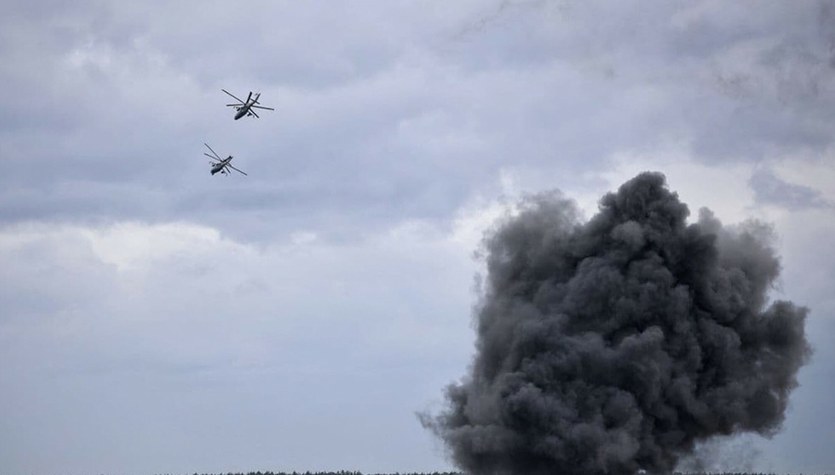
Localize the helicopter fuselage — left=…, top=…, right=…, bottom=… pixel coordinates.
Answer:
left=234, top=93, right=262, bottom=120
left=234, top=105, right=250, bottom=120
left=210, top=157, right=232, bottom=174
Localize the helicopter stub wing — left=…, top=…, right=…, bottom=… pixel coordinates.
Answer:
left=204, top=153, right=223, bottom=164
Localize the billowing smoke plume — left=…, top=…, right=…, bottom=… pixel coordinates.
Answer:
left=422, top=172, right=811, bottom=475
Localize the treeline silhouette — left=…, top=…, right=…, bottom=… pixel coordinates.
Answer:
left=187, top=472, right=461, bottom=475
left=187, top=472, right=460, bottom=475
left=183, top=472, right=833, bottom=475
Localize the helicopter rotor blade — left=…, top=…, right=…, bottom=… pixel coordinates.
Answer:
left=250, top=109, right=260, bottom=118
left=203, top=143, right=222, bottom=161
left=204, top=153, right=221, bottom=163
left=251, top=105, right=274, bottom=110
left=228, top=164, right=248, bottom=176
left=221, top=89, right=246, bottom=104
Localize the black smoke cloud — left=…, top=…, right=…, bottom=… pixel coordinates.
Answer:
left=422, top=172, right=811, bottom=475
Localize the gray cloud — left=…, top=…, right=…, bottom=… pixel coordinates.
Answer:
left=749, top=168, right=833, bottom=210
left=3, top=1, right=835, bottom=243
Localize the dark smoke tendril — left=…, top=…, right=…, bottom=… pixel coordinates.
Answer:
left=421, top=172, right=811, bottom=475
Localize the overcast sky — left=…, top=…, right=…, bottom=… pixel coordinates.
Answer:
left=1, top=1, right=834, bottom=474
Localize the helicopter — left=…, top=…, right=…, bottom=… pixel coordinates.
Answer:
left=221, top=89, right=274, bottom=120
left=203, top=143, right=247, bottom=176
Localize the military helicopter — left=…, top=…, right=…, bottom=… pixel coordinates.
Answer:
left=203, top=143, right=247, bottom=176
left=221, top=89, right=274, bottom=120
